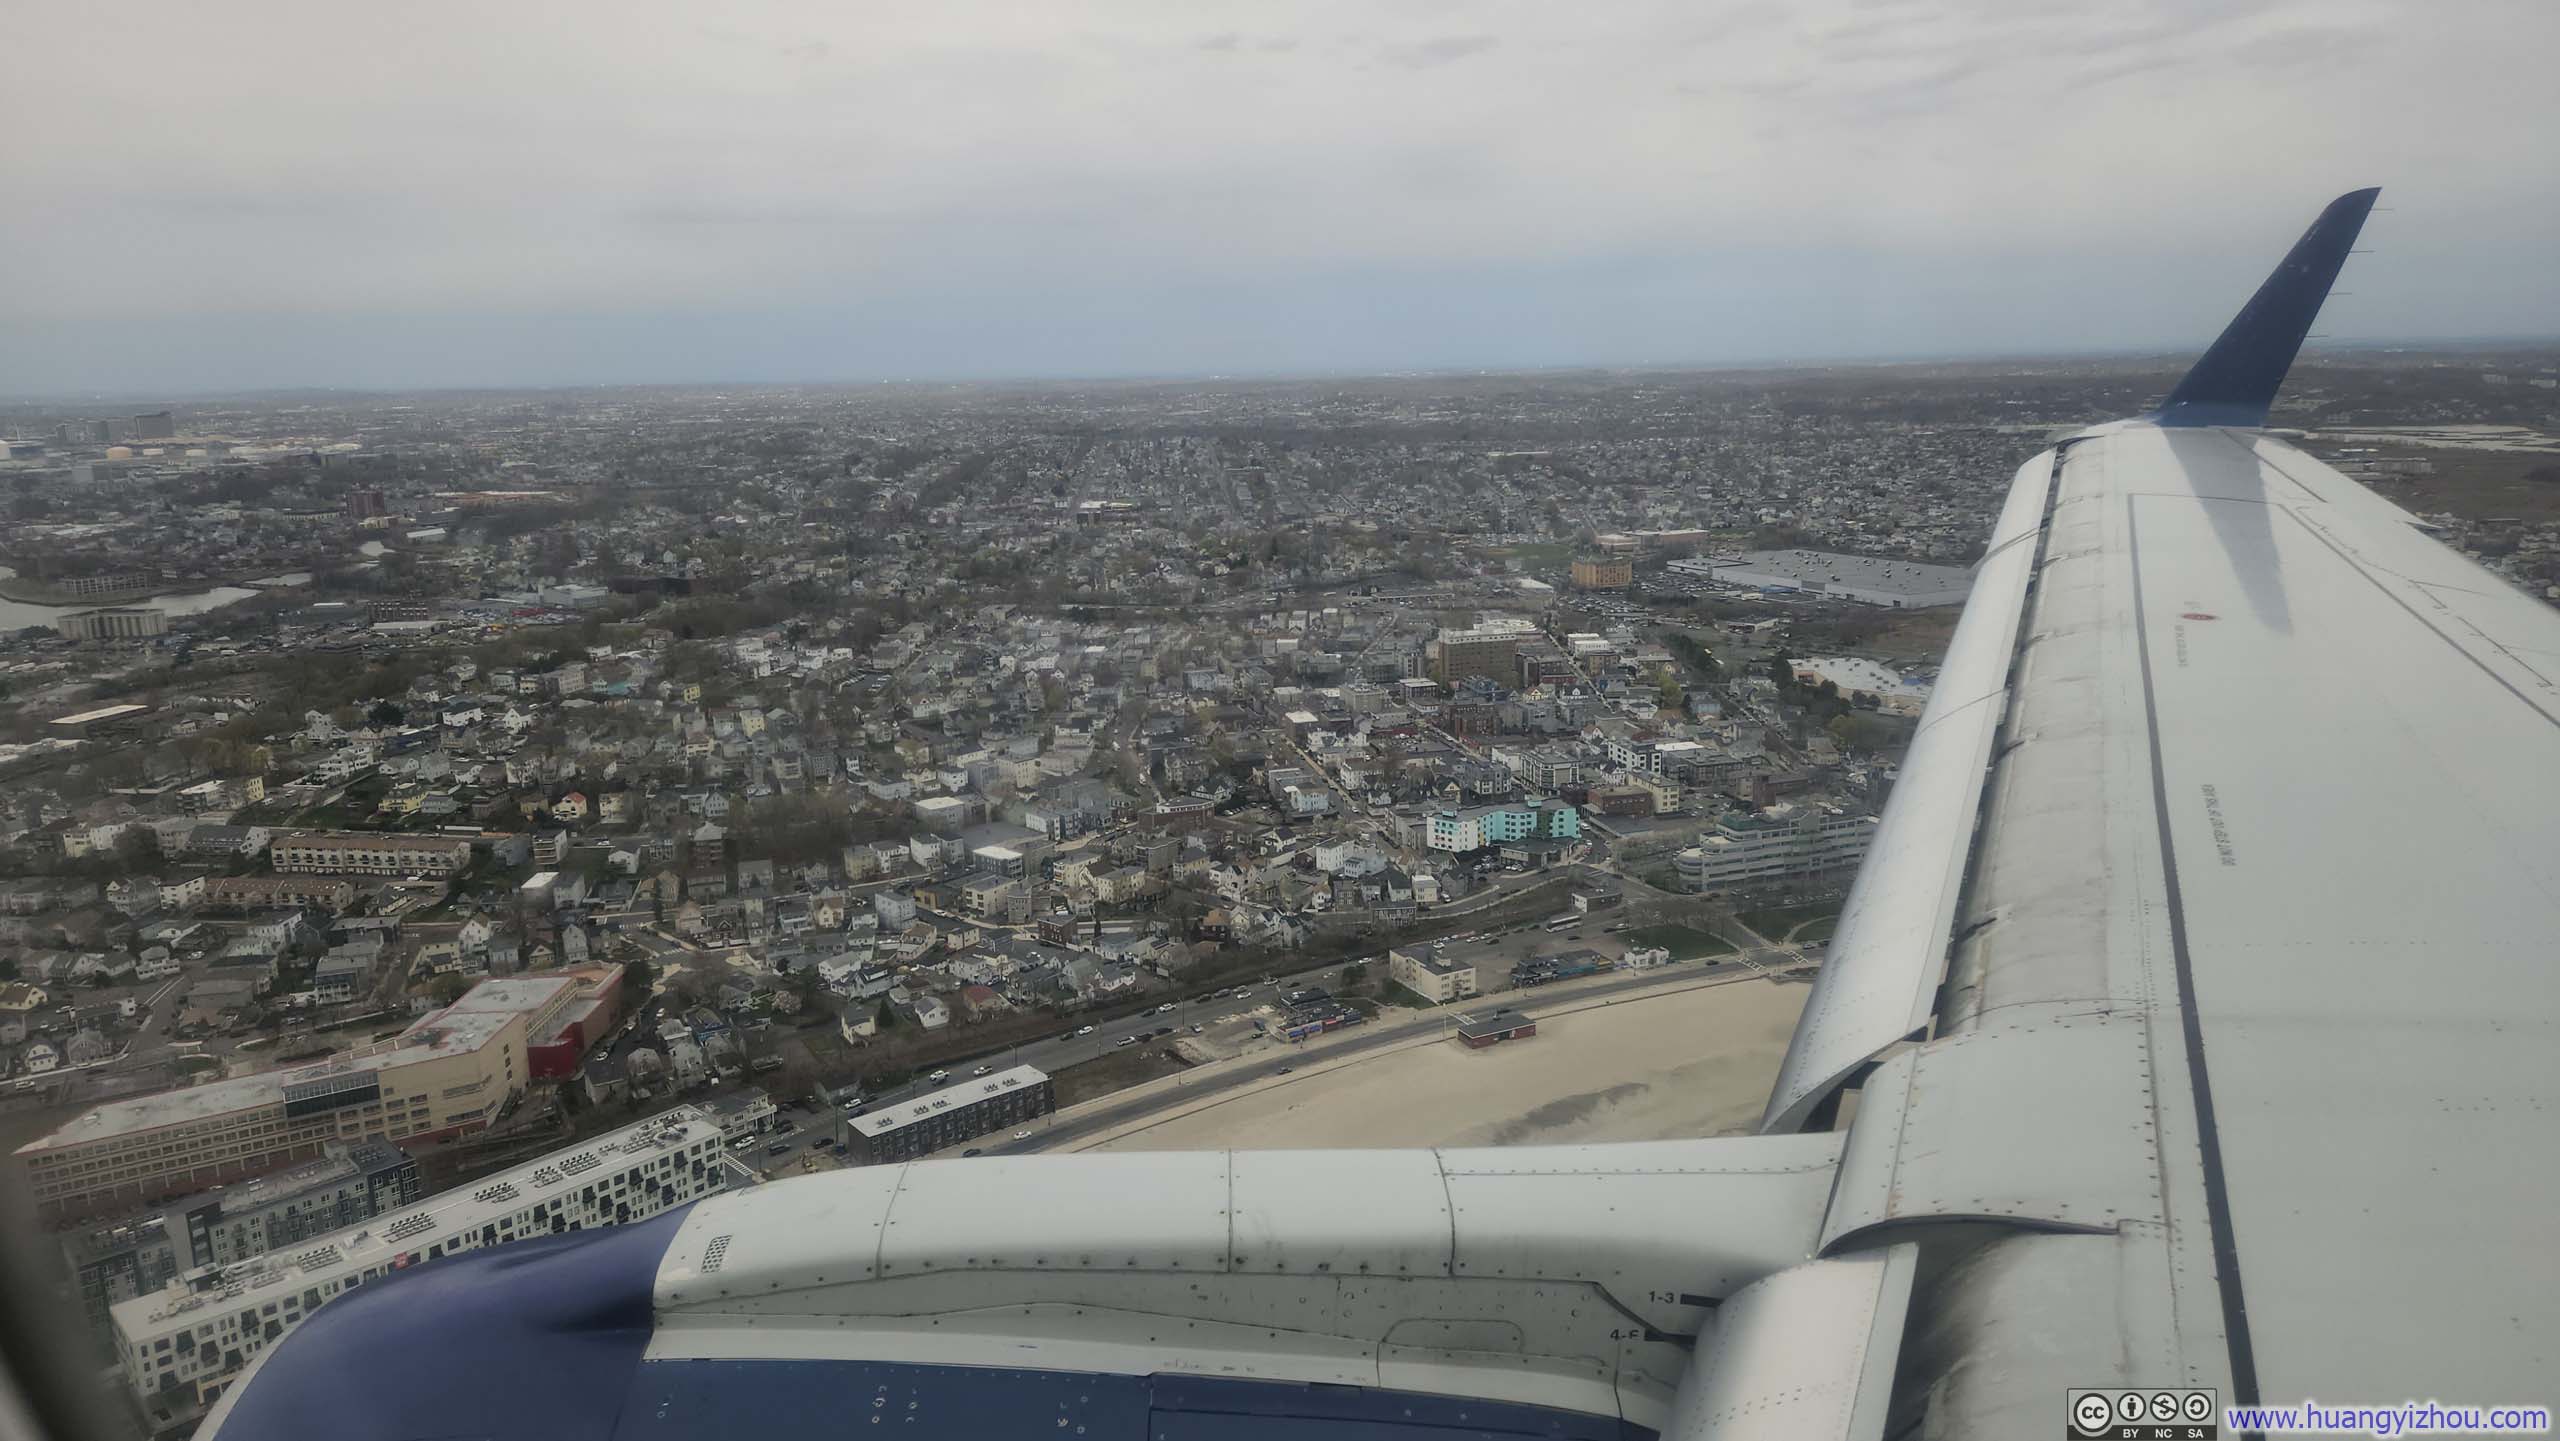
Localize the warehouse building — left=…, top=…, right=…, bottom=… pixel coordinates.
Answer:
left=847, top=1065, right=1054, bottom=1164
left=111, top=1108, right=726, bottom=1427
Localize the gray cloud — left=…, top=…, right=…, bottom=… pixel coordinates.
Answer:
left=0, top=0, right=2552, bottom=392
left=1378, top=34, right=1501, bottom=69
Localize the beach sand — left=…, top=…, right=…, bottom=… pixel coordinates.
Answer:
left=1085, top=977, right=1808, bottom=1153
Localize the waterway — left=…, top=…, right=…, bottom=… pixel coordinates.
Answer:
left=0, top=565, right=262, bottom=634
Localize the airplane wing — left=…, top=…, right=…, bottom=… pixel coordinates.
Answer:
left=197, top=189, right=2560, bottom=1441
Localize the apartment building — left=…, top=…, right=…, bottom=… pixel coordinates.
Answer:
left=112, top=1109, right=726, bottom=1425
left=55, top=607, right=169, bottom=641
left=1422, top=799, right=1581, bottom=854
left=1387, top=946, right=1480, bottom=1005
left=65, top=1141, right=418, bottom=1333
left=847, top=1066, right=1054, bottom=1164
left=204, top=875, right=352, bottom=911
left=269, top=831, right=471, bottom=877
left=1675, top=802, right=1876, bottom=896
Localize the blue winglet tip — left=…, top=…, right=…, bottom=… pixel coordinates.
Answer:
left=2155, top=187, right=2380, bottom=429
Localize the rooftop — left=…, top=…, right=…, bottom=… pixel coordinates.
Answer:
left=1705, top=549, right=1973, bottom=598
left=849, top=1064, right=1049, bottom=1139
left=112, top=1108, right=720, bottom=1337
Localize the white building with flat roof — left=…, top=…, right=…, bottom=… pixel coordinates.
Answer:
left=111, top=1107, right=727, bottom=1423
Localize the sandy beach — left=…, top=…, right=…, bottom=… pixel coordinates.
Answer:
left=1085, top=977, right=1808, bottom=1153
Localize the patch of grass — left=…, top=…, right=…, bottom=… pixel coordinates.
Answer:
left=1052, top=1046, right=1192, bottom=1108
left=1735, top=902, right=1842, bottom=937
left=1504, top=542, right=1573, bottom=572
left=1791, top=915, right=1838, bottom=944
left=1619, top=923, right=1734, bottom=960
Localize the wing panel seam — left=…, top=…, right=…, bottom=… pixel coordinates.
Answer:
left=2126, top=496, right=2261, bottom=1408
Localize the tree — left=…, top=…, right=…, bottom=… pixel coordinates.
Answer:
left=112, top=828, right=160, bottom=873
left=427, top=974, right=471, bottom=1005
left=874, top=999, right=897, bottom=1031
left=620, top=959, right=655, bottom=1016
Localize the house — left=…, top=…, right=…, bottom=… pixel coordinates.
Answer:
left=838, top=997, right=879, bottom=1042
left=579, top=1051, right=629, bottom=1106
left=22, top=1042, right=60, bottom=1075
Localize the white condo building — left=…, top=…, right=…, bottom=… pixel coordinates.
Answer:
left=112, top=1108, right=729, bottom=1424
left=1676, top=803, right=1876, bottom=895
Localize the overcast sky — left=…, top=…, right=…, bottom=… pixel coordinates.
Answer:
left=4, top=0, right=2555, bottom=395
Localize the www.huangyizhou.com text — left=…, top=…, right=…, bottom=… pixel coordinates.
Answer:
left=2228, top=1401, right=2551, bottom=1437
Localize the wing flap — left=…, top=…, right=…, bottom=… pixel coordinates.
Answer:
left=1761, top=451, right=2057, bottom=1131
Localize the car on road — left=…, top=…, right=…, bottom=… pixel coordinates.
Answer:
left=962, top=1148, right=983, bottom=1158
left=1275, top=1066, right=1295, bottom=1075
left=1190, top=1024, right=1204, bottom=1034
left=1074, top=1025, right=1096, bottom=1037
left=765, top=1141, right=791, bottom=1156
left=1012, top=1130, right=1031, bottom=1140
left=1150, top=1026, right=1172, bottom=1038
left=926, top=1069, right=950, bottom=1083
left=1115, top=1036, right=1137, bottom=1048
left=971, top=1065, right=992, bottom=1076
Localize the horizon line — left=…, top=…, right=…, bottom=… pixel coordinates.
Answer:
left=5, top=333, right=2556, bottom=408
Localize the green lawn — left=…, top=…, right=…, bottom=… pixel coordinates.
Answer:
left=1503, top=542, right=1573, bottom=573
left=1735, top=902, right=1843, bottom=938
left=1792, top=915, right=1838, bottom=944
left=1618, top=923, right=1734, bottom=960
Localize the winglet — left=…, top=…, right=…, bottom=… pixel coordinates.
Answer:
left=2156, top=187, right=2379, bottom=428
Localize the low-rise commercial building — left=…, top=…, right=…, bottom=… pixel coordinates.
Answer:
left=1454, top=1007, right=1538, bottom=1048
left=111, top=1108, right=726, bottom=1426
left=846, top=1065, right=1053, bottom=1165
left=16, top=972, right=617, bottom=1221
